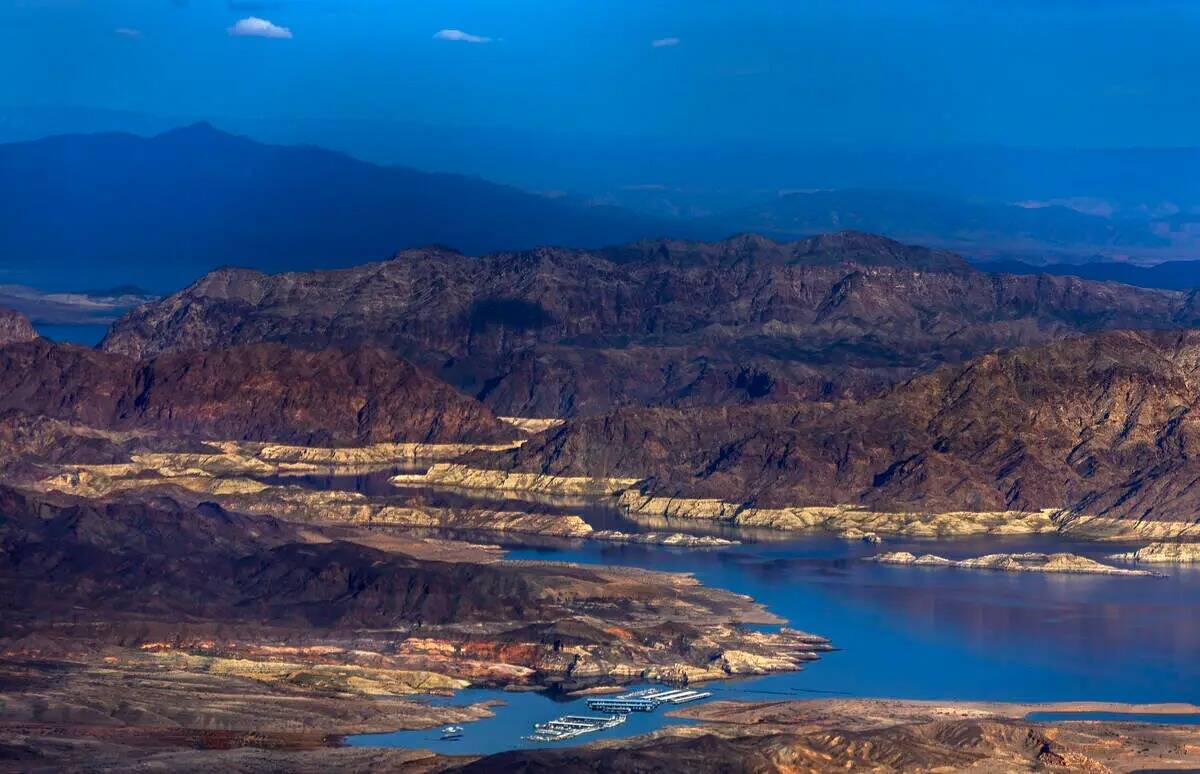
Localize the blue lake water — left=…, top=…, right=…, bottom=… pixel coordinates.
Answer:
left=499, top=533, right=1200, bottom=705
left=349, top=685, right=703, bottom=753
left=1026, top=711, right=1200, bottom=725
left=296, top=478, right=1200, bottom=754
left=32, top=323, right=110, bottom=346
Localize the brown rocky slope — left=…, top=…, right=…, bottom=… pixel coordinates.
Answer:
left=0, top=307, right=37, bottom=346
left=0, top=485, right=824, bottom=686
left=100, top=231, right=1200, bottom=416
left=489, top=329, right=1200, bottom=524
left=0, top=339, right=515, bottom=446
left=450, top=698, right=1200, bottom=774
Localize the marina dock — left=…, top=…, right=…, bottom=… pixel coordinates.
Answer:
left=524, top=714, right=627, bottom=742
left=585, top=687, right=712, bottom=714
left=526, top=687, right=712, bottom=743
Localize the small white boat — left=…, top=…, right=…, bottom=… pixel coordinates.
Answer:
left=440, top=725, right=464, bottom=740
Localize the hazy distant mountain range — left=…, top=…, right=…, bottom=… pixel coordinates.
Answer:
left=3, top=122, right=1199, bottom=294
left=6, top=105, right=1200, bottom=210
left=0, top=284, right=155, bottom=326
left=974, top=258, right=1200, bottom=291
left=0, top=124, right=678, bottom=291
left=716, top=188, right=1169, bottom=256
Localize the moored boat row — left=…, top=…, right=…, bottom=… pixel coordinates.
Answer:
left=525, top=687, right=712, bottom=743
left=585, top=687, right=712, bottom=713
left=524, top=714, right=628, bottom=742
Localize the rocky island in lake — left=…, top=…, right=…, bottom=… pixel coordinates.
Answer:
left=868, top=551, right=1163, bottom=576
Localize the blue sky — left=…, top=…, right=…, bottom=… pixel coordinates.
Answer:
left=2, top=0, right=1198, bottom=149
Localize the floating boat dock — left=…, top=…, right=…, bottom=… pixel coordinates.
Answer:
left=585, top=687, right=712, bottom=714
left=526, top=687, right=712, bottom=743
left=524, top=714, right=627, bottom=742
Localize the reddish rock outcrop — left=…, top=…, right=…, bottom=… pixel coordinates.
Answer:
left=101, top=232, right=1194, bottom=416
left=495, top=329, right=1200, bottom=523
left=0, top=307, right=37, bottom=346
left=0, top=339, right=515, bottom=445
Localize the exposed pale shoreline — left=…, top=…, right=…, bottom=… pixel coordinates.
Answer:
left=392, top=463, right=639, bottom=497
left=1109, top=542, right=1200, bottom=563
left=393, top=463, right=1200, bottom=542
left=31, top=444, right=1200, bottom=545
left=670, top=697, right=1200, bottom=723
left=36, top=455, right=721, bottom=546
left=248, top=439, right=525, bottom=467
left=497, top=416, right=566, bottom=434
left=867, top=550, right=1161, bottom=576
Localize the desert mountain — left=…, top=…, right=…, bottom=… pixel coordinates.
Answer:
left=0, top=124, right=672, bottom=292
left=0, top=339, right=514, bottom=445
left=0, top=308, right=36, bottom=346
left=497, top=329, right=1200, bottom=523
left=104, top=231, right=1200, bottom=417
left=0, top=486, right=614, bottom=632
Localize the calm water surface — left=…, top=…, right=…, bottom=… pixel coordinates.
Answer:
left=32, top=323, right=110, bottom=346
left=287, top=473, right=1200, bottom=753
left=1026, top=711, right=1200, bottom=725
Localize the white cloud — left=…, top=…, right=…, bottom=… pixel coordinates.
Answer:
left=434, top=29, right=492, bottom=44
left=114, top=27, right=142, bottom=38
left=228, top=17, right=292, bottom=39
left=651, top=37, right=680, bottom=48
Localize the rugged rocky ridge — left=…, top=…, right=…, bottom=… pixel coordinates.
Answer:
left=0, top=339, right=516, bottom=445
left=491, top=329, right=1200, bottom=524
left=0, top=307, right=36, bottom=345
left=101, top=232, right=1196, bottom=416
left=0, top=486, right=586, bottom=630
left=0, top=485, right=827, bottom=687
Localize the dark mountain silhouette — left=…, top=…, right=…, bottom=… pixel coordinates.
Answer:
left=715, top=188, right=1166, bottom=252
left=8, top=107, right=1200, bottom=210
left=0, top=123, right=677, bottom=292
left=975, top=257, right=1200, bottom=291
left=5, top=123, right=1196, bottom=298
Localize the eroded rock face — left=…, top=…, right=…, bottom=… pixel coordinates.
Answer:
left=451, top=718, right=1129, bottom=773
left=0, top=414, right=203, bottom=475
left=393, top=463, right=639, bottom=497
left=0, top=485, right=829, bottom=689
left=37, top=465, right=599, bottom=538
left=493, top=330, right=1200, bottom=527
left=1109, top=542, right=1200, bottom=563
left=868, top=551, right=1159, bottom=576
left=590, top=531, right=739, bottom=547
left=0, top=307, right=36, bottom=346
left=0, top=339, right=516, bottom=445
left=101, top=232, right=1192, bottom=416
